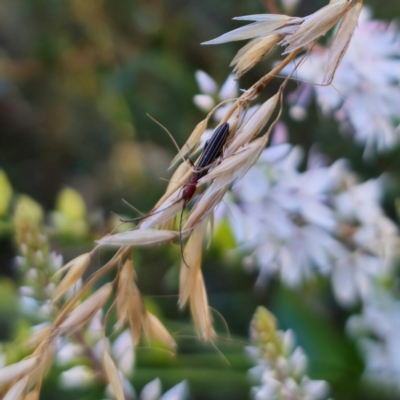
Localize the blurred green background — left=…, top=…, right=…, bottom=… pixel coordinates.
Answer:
left=0, top=0, right=400, bottom=399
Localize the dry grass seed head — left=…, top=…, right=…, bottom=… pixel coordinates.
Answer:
left=116, top=258, right=144, bottom=344
left=0, top=357, right=39, bottom=388
left=52, top=253, right=92, bottom=279
left=183, top=180, right=229, bottom=232
left=282, top=0, right=360, bottom=54
left=202, top=14, right=292, bottom=45
left=52, top=253, right=91, bottom=302
left=179, top=223, right=205, bottom=308
left=323, top=1, right=363, bottom=84
left=26, top=324, right=52, bottom=349
left=97, top=229, right=179, bottom=247
left=3, top=376, right=29, bottom=400
left=57, top=283, right=113, bottom=335
left=226, top=93, right=280, bottom=156
left=189, top=270, right=216, bottom=341
left=231, top=35, right=281, bottom=78
left=199, top=137, right=267, bottom=188
left=103, top=342, right=125, bottom=400
left=23, top=389, right=40, bottom=400
left=142, top=312, right=176, bottom=351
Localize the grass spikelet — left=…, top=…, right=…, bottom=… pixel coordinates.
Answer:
left=57, top=283, right=113, bottom=334
left=97, top=229, right=179, bottom=247
left=282, top=0, right=359, bottom=53
left=24, top=390, right=40, bottom=400
left=52, top=253, right=91, bottom=302
left=26, top=324, right=52, bottom=348
left=202, top=15, right=292, bottom=45
left=116, top=258, right=134, bottom=328
left=226, top=93, right=280, bottom=156
left=179, top=224, right=205, bottom=308
left=27, top=342, right=55, bottom=391
left=231, top=35, right=281, bottom=78
left=52, top=253, right=92, bottom=279
left=3, top=377, right=29, bottom=400
left=116, top=258, right=144, bottom=344
left=139, top=198, right=185, bottom=230
left=183, top=180, right=228, bottom=232
left=0, top=357, right=38, bottom=387
left=189, top=270, right=215, bottom=341
left=199, top=138, right=264, bottom=186
left=323, top=1, right=363, bottom=84
left=127, top=282, right=145, bottom=346
left=169, top=119, right=209, bottom=168
left=103, top=343, right=125, bottom=400
left=143, top=312, right=176, bottom=351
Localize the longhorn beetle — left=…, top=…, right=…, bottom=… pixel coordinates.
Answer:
left=123, top=122, right=231, bottom=266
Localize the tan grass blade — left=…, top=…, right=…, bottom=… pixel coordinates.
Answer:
left=97, top=229, right=179, bottom=247
left=202, top=16, right=291, bottom=45
left=179, top=224, right=204, bottom=308
left=226, top=94, right=279, bottom=156
left=139, top=198, right=184, bottom=230
left=23, top=389, right=40, bottom=400
left=183, top=179, right=228, bottom=232
left=199, top=137, right=266, bottom=186
left=116, top=258, right=134, bottom=329
left=127, top=283, right=145, bottom=346
left=0, top=357, right=38, bottom=387
left=117, top=258, right=144, bottom=344
left=169, top=119, right=208, bottom=169
left=189, top=271, right=215, bottom=340
left=28, top=342, right=55, bottom=392
left=3, top=377, right=29, bottom=400
left=103, top=344, right=125, bottom=400
left=58, top=283, right=113, bottom=334
left=143, top=312, right=176, bottom=350
left=323, top=1, right=362, bottom=84
left=282, top=1, right=351, bottom=53
left=26, top=324, right=52, bottom=348
left=231, top=35, right=281, bottom=78
left=52, top=253, right=91, bottom=302
left=52, top=253, right=91, bottom=279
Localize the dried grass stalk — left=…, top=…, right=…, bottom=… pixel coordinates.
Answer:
left=3, top=376, right=29, bottom=400
left=97, top=229, right=179, bottom=246
left=143, top=312, right=176, bottom=350
left=189, top=270, right=215, bottom=340
left=103, top=344, right=125, bottom=400
left=0, top=358, right=38, bottom=388
left=52, top=253, right=91, bottom=301
left=57, top=283, right=113, bottom=334
left=179, top=223, right=205, bottom=308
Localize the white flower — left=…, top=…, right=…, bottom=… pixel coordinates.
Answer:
left=347, top=292, right=400, bottom=391
left=331, top=252, right=382, bottom=307
left=284, top=7, right=400, bottom=157
left=225, top=142, right=345, bottom=287
left=140, top=378, right=162, bottom=400
left=56, top=341, right=82, bottom=366
left=193, top=70, right=238, bottom=120
left=159, top=381, right=189, bottom=400
left=112, top=329, right=135, bottom=376
left=59, top=365, right=94, bottom=388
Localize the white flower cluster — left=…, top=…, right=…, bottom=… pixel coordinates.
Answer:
left=347, top=290, right=400, bottom=393
left=285, top=7, right=400, bottom=157
left=192, top=67, right=400, bottom=391
left=248, top=307, right=329, bottom=400
left=223, top=133, right=398, bottom=308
